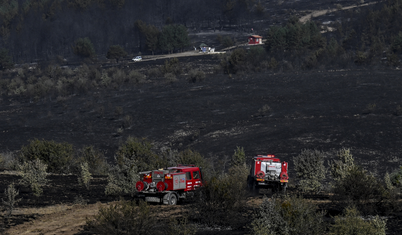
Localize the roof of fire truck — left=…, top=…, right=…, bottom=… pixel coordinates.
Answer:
left=253, top=155, right=281, bottom=162
left=167, top=164, right=200, bottom=172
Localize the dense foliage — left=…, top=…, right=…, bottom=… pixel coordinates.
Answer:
left=250, top=196, right=325, bottom=235
left=0, top=0, right=255, bottom=63
left=293, top=149, right=326, bottom=193
left=20, top=139, right=74, bottom=173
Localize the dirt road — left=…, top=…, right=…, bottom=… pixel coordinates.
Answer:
left=299, top=2, right=378, bottom=23
left=6, top=203, right=103, bottom=235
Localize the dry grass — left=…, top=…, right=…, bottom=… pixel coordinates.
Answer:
left=6, top=202, right=106, bottom=235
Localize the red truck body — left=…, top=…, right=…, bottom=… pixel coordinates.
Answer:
left=247, top=155, right=289, bottom=193
left=135, top=165, right=203, bottom=205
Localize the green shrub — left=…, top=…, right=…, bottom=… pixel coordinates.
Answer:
left=111, top=67, right=126, bottom=85
left=192, top=152, right=248, bottom=228
left=86, top=200, right=155, bottom=235
left=105, top=157, right=139, bottom=196
left=329, top=207, right=386, bottom=235
left=73, top=37, right=95, bottom=58
left=78, top=162, right=92, bottom=190
left=167, top=216, right=197, bottom=235
left=269, top=57, right=278, bottom=70
left=247, top=46, right=267, bottom=67
left=329, top=148, right=354, bottom=181
left=332, top=166, right=386, bottom=214
left=147, top=67, right=162, bottom=78
left=217, top=35, right=234, bottom=48
left=384, top=172, right=394, bottom=190
left=0, top=48, right=13, bottom=70
left=250, top=196, right=325, bottom=235
left=2, top=183, right=21, bottom=219
left=115, top=137, right=161, bottom=172
left=0, top=151, right=19, bottom=170
left=128, top=70, right=145, bottom=83
left=293, top=149, right=326, bottom=193
left=17, top=159, right=48, bottom=197
left=164, top=72, right=177, bottom=83
left=188, top=69, right=205, bottom=83
left=100, top=71, right=111, bottom=87
left=20, top=139, right=74, bottom=173
left=78, top=146, right=108, bottom=175
left=170, top=149, right=209, bottom=171
left=106, top=45, right=127, bottom=62
left=231, top=146, right=245, bottom=167
left=161, top=58, right=182, bottom=75
left=389, top=166, right=402, bottom=187
left=225, top=48, right=247, bottom=74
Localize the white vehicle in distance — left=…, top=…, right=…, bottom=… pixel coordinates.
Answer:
left=132, top=56, right=142, bottom=62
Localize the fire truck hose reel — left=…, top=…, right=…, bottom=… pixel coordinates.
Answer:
left=136, top=181, right=148, bottom=192
left=156, top=181, right=168, bottom=192
left=256, top=171, right=265, bottom=178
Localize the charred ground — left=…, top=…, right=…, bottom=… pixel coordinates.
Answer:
left=0, top=55, right=402, bottom=234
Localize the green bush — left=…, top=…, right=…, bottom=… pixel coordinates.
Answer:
left=389, top=166, right=402, bottom=187
left=17, top=159, right=48, bottom=197
left=0, top=48, right=13, bottom=70
left=86, top=200, right=155, bottom=235
left=111, top=67, right=126, bottom=85
left=231, top=146, right=245, bottom=167
left=78, top=162, right=92, bottom=190
left=73, top=37, right=95, bottom=58
left=20, top=139, right=74, bottom=173
left=106, top=45, right=127, bottom=62
left=105, top=157, right=139, bottom=196
left=188, top=69, right=205, bottom=83
left=78, top=146, right=108, bottom=175
left=224, top=48, right=247, bottom=74
left=0, top=151, right=19, bottom=170
left=217, top=35, right=234, bottom=48
left=147, top=67, right=162, bottom=78
left=2, top=183, right=21, bottom=219
left=161, top=58, right=182, bottom=75
left=167, top=216, right=197, bottom=235
left=293, top=149, right=326, bottom=193
left=329, top=207, right=386, bottom=235
left=251, top=197, right=289, bottom=235
left=247, top=46, right=267, bottom=67
left=169, top=149, right=209, bottom=172
left=128, top=70, right=145, bottom=83
left=332, top=166, right=386, bottom=214
left=250, top=196, right=325, bottom=235
left=115, top=137, right=161, bottom=172
left=191, top=150, right=248, bottom=228
left=329, top=148, right=354, bottom=181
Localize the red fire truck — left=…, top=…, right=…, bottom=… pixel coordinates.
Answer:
left=247, top=155, right=289, bottom=194
left=135, top=164, right=203, bottom=205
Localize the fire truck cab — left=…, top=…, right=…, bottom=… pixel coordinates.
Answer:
left=135, top=165, right=203, bottom=205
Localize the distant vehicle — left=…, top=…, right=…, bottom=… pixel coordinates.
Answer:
left=247, top=154, right=289, bottom=194
left=132, top=56, right=142, bottom=62
left=135, top=164, right=203, bottom=205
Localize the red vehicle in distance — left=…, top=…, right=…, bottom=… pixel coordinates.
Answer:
left=136, top=164, right=203, bottom=205
left=247, top=155, right=289, bottom=194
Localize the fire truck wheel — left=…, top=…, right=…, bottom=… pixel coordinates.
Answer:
left=168, top=193, right=178, bottom=205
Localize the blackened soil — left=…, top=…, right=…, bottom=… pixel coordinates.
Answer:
left=1, top=67, right=402, bottom=174
left=1, top=57, right=402, bottom=233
